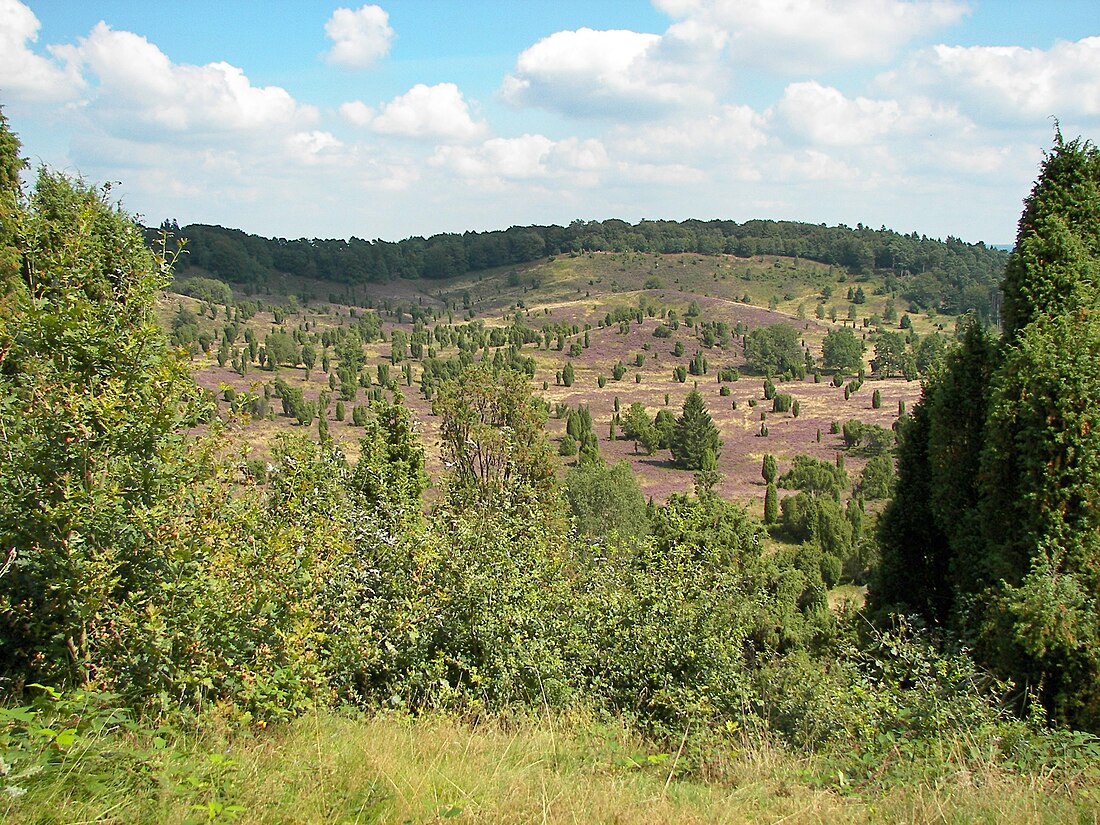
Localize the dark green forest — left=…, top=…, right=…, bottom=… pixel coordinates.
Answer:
left=3, top=106, right=1099, bottom=817
left=161, top=214, right=1006, bottom=321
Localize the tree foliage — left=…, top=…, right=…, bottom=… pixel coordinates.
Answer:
left=168, top=218, right=1007, bottom=323
left=874, top=132, right=1100, bottom=731
left=434, top=365, right=558, bottom=514
left=564, top=461, right=649, bottom=543
left=778, top=455, right=848, bottom=501
left=8, top=112, right=1090, bottom=794
left=621, top=402, right=657, bottom=454
left=744, top=323, right=803, bottom=376
left=670, top=390, right=721, bottom=470
left=0, top=167, right=208, bottom=688
left=821, top=328, right=864, bottom=372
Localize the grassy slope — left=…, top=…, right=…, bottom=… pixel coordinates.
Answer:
left=170, top=251, right=937, bottom=514
left=7, top=710, right=1090, bottom=824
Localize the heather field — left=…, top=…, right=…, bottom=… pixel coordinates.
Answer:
left=169, top=250, right=931, bottom=515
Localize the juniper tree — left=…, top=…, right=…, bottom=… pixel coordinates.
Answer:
left=764, top=483, right=778, bottom=524
left=670, top=390, right=721, bottom=471
left=874, top=132, right=1100, bottom=730
left=761, top=454, right=777, bottom=485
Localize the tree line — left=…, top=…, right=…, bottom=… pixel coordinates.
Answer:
left=156, top=215, right=1007, bottom=319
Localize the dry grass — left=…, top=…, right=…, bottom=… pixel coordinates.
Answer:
left=9, top=710, right=1095, bottom=824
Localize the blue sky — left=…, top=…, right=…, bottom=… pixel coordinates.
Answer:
left=2, top=1, right=1098, bottom=245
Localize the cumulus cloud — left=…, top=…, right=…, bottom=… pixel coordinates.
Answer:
left=53, top=22, right=315, bottom=136
left=501, top=27, right=720, bottom=118
left=615, top=161, right=707, bottom=185
left=772, top=81, right=984, bottom=157
left=881, top=37, right=1100, bottom=120
left=370, top=83, right=487, bottom=141
left=655, top=0, right=968, bottom=72
left=431, top=134, right=609, bottom=187
left=285, top=130, right=346, bottom=165
left=774, top=82, right=902, bottom=145
left=339, top=100, right=375, bottom=127
left=0, top=0, right=82, bottom=100
left=613, top=103, right=767, bottom=161
left=324, top=5, right=394, bottom=69
left=774, top=148, right=861, bottom=182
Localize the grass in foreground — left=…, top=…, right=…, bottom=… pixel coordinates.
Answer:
left=4, top=704, right=1096, bottom=824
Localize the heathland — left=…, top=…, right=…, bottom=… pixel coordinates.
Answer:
left=3, top=106, right=1099, bottom=824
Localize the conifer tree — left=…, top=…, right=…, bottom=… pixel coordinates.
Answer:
left=974, top=138, right=1100, bottom=727
left=874, top=132, right=1100, bottom=730
left=764, top=483, right=778, bottom=524
left=1000, top=131, right=1100, bottom=343
left=693, top=449, right=720, bottom=498
left=670, top=390, right=721, bottom=470
left=761, top=453, right=777, bottom=485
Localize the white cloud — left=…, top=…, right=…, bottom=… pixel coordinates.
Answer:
left=324, top=5, right=394, bottom=69
left=655, top=0, right=968, bottom=72
left=339, top=100, right=374, bottom=126
left=501, top=27, right=719, bottom=118
left=613, top=103, right=767, bottom=161
left=615, top=161, right=707, bottom=185
left=0, top=0, right=82, bottom=100
left=773, top=82, right=903, bottom=145
left=881, top=37, right=1100, bottom=120
left=774, top=148, right=861, bottom=182
left=551, top=137, right=610, bottom=173
left=431, top=134, right=609, bottom=187
left=370, top=83, right=487, bottom=141
left=285, top=130, right=346, bottom=165
left=54, top=22, right=315, bottom=136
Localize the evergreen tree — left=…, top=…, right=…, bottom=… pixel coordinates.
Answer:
left=873, top=132, right=1100, bottom=730
left=670, top=390, right=721, bottom=470
left=0, top=108, right=25, bottom=292
left=762, top=454, right=777, bottom=485
left=350, top=389, right=428, bottom=529
left=1000, top=132, right=1100, bottom=343
left=693, top=449, right=720, bottom=498
left=764, top=483, right=778, bottom=524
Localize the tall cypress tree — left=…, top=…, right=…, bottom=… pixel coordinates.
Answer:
left=977, top=136, right=1100, bottom=729
left=0, top=108, right=25, bottom=291
left=926, top=319, right=999, bottom=599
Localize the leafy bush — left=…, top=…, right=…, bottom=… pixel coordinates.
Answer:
left=859, top=454, right=895, bottom=499
left=779, top=455, right=848, bottom=500
left=744, top=324, right=802, bottom=375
